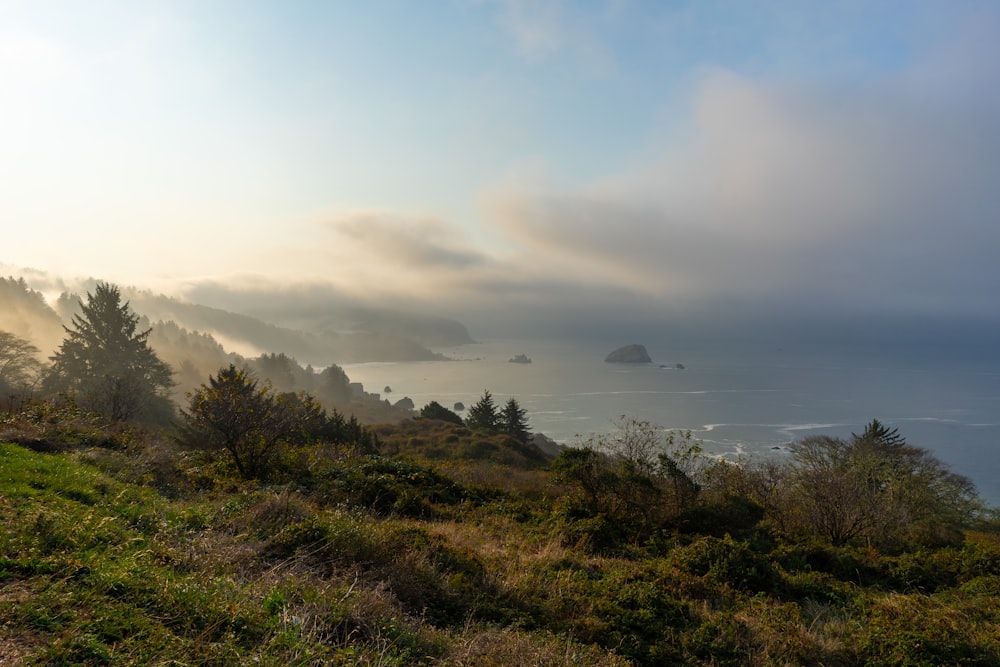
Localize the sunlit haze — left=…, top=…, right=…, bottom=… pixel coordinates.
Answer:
left=3, top=1, right=1000, bottom=342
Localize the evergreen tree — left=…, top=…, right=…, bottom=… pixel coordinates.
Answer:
left=466, top=389, right=500, bottom=432
left=853, top=418, right=906, bottom=448
left=45, top=282, right=174, bottom=423
left=501, top=397, right=530, bottom=442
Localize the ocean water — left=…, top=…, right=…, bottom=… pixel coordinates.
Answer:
left=343, top=339, right=1000, bottom=506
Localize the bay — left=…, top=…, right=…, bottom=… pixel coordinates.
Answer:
left=344, top=339, right=1000, bottom=506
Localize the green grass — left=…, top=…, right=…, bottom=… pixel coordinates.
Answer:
left=2, top=424, right=1000, bottom=666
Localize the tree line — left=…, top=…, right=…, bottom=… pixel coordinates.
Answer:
left=419, top=390, right=531, bottom=444
left=1, top=280, right=990, bottom=548
left=549, top=415, right=988, bottom=552
left=1, top=281, right=377, bottom=479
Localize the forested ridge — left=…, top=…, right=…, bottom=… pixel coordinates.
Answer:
left=1, top=278, right=999, bottom=665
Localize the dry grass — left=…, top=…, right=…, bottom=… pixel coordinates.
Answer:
left=447, top=626, right=632, bottom=666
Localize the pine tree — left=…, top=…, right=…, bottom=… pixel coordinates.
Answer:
left=501, top=397, right=530, bottom=442
left=853, top=418, right=906, bottom=448
left=46, top=282, right=174, bottom=423
left=466, top=389, right=500, bottom=432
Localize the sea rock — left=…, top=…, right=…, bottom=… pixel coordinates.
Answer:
left=604, top=344, right=652, bottom=363
left=384, top=385, right=392, bottom=393
left=508, top=353, right=532, bottom=364
left=453, top=402, right=465, bottom=411
left=393, top=396, right=415, bottom=410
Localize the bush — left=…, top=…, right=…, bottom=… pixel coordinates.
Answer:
left=308, top=456, right=467, bottom=517
left=668, top=535, right=776, bottom=592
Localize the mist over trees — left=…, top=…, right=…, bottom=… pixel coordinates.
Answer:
left=120, top=289, right=453, bottom=366
left=0, top=274, right=415, bottom=429
left=44, top=283, right=175, bottom=424
left=3, top=277, right=1000, bottom=663
left=0, top=276, right=64, bottom=355
left=0, top=331, right=43, bottom=410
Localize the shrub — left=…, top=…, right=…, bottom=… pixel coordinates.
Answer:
left=668, top=535, right=777, bottom=592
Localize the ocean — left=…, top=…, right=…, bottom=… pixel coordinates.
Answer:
left=343, top=339, right=1000, bottom=507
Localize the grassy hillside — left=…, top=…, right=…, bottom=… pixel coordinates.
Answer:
left=1, top=412, right=999, bottom=665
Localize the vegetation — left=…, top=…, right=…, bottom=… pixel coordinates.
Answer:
left=1, top=398, right=998, bottom=665
left=500, top=397, right=530, bottom=442
left=419, top=400, right=464, bottom=425
left=466, top=390, right=532, bottom=444
left=2, top=276, right=999, bottom=664
left=0, top=331, right=43, bottom=410
left=465, top=389, right=501, bottom=433
left=44, top=283, right=175, bottom=424
left=178, top=364, right=378, bottom=480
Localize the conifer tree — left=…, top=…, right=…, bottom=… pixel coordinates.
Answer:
left=853, top=418, right=905, bottom=448
left=45, top=282, right=174, bottom=423
left=501, top=397, right=530, bottom=442
left=466, top=389, right=500, bottom=432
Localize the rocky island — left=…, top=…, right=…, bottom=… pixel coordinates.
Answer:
left=508, top=353, right=532, bottom=364
left=604, top=344, right=652, bottom=363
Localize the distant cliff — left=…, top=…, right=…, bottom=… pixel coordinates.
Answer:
left=605, top=344, right=652, bottom=363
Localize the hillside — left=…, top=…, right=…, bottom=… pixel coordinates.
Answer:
left=0, top=272, right=475, bottom=421
left=1, top=411, right=998, bottom=666
left=0, top=270, right=470, bottom=368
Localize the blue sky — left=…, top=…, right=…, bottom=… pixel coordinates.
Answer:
left=3, top=1, right=999, bottom=340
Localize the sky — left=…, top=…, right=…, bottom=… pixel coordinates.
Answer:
left=3, top=1, right=1000, bottom=343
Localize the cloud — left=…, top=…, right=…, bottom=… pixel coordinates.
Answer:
left=328, top=210, right=488, bottom=271
left=26, top=3, right=994, bottom=346
left=484, top=52, right=1000, bottom=322
left=211, top=33, right=1000, bottom=342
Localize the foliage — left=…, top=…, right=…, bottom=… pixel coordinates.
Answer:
left=419, top=400, right=465, bottom=425
left=375, top=419, right=553, bottom=472
left=2, top=412, right=1000, bottom=667
left=501, top=397, right=530, bottom=443
left=551, top=417, right=703, bottom=550
left=304, top=455, right=470, bottom=517
left=44, top=282, right=174, bottom=424
left=465, top=389, right=500, bottom=432
left=0, top=330, right=44, bottom=409
left=179, top=365, right=379, bottom=480
left=178, top=365, right=284, bottom=479
left=854, top=417, right=906, bottom=448
left=787, top=420, right=985, bottom=547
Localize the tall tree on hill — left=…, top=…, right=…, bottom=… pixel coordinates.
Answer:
left=466, top=389, right=500, bottom=432
left=853, top=418, right=905, bottom=448
left=45, top=282, right=174, bottom=423
left=501, top=397, right=530, bottom=442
